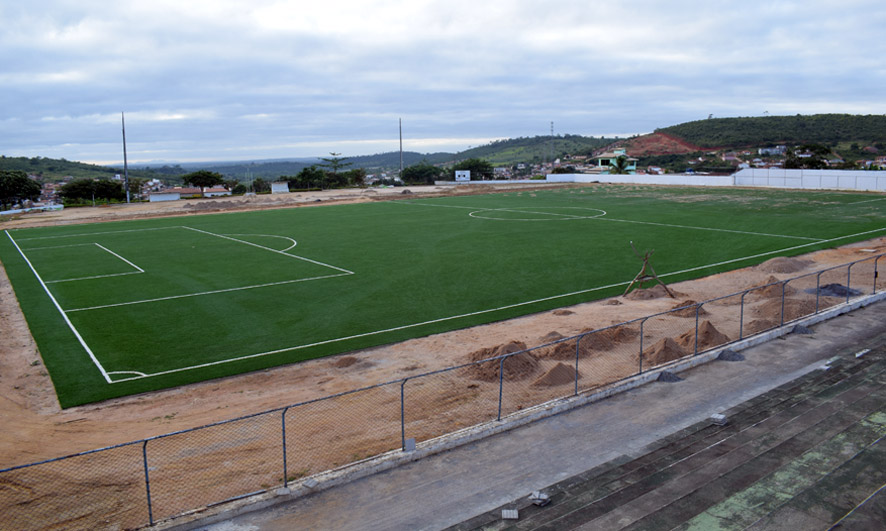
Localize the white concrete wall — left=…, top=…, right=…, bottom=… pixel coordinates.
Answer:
left=271, top=182, right=290, bottom=194
left=546, top=173, right=734, bottom=187
left=734, top=168, right=886, bottom=192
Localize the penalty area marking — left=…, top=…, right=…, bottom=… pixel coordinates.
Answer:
left=104, top=226, right=885, bottom=383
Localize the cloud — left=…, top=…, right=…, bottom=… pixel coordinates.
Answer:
left=1, top=0, right=884, bottom=163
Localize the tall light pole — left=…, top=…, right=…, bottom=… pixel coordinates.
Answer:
left=122, top=112, right=130, bottom=203
left=399, top=118, right=404, bottom=176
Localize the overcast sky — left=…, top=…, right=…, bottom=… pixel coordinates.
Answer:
left=2, top=1, right=884, bottom=164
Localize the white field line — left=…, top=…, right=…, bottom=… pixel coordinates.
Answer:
left=46, top=271, right=143, bottom=284
left=183, top=226, right=353, bottom=274
left=65, top=272, right=352, bottom=312
left=225, top=233, right=298, bottom=252
left=849, top=197, right=886, bottom=205
left=12, top=226, right=179, bottom=241
left=106, top=226, right=886, bottom=383
left=4, top=230, right=112, bottom=383
left=95, top=243, right=145, bottom=273
left=42, top=243, right=145, bottom=284
left=398, top=200, right=824, bottom=241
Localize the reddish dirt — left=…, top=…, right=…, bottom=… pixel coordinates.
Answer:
left=619, top=132, right=705, bottom=156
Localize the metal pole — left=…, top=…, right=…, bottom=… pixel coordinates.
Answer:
left=638, top=319, right=646, bottom=374
left=282, top=407, right=290, bottom=488
left=400, top=379, right=407, bottom=450
left=574, top=336, right=581, bottom=396
left=780, top=282, right=786, bottom=326
left=497, top=357, right=506, bottom=421
left=122, top=112, right=130, bottom=203
left=846, top=264, right=853, bottom=304
left=875, top=256, right=881, bottom=294
left=816, top=272, right=822, bottom=313
left=694, top=304, right=700, bottom=355
left=142, top=440, right=154, bottom=526
left=740, top=291, right=747, bottom=339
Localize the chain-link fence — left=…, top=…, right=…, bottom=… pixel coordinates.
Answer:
left=2, top=253, right=883, bottom=529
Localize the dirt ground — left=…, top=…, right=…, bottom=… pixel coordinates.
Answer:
left=1, top=183, right=884, bottom=466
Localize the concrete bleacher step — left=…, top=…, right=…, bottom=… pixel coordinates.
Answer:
left=569, top=366, right=886, bottom=530
left=451, top=349, right=885, bottom=531
left=744, top=434, right=886, bottom=530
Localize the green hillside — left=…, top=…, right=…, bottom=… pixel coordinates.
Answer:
left=455, top=135, right=614, bottom=166
left=658, top=114, right=886, bottom=149
left=0, top=155, right=169, bottom=183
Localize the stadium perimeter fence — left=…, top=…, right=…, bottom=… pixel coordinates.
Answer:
left=1, top=253, right=884, bottom=529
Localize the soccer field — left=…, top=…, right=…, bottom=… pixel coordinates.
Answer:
left=2, top=185, right=885, bottom=407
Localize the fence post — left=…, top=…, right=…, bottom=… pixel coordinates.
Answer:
left=816, top=271, right=823, bottom=313
left=875, top=255, right=882, bottom=294
left=574, top=335, right=581, bottom=396
left=694, top=304, right=701, bottom=355
left=846, top=263, right=853, bottom=304
left=400, top=379, right=408, bottom=450
left=497, top=356, right=506, bottom=421
left=780, top=281, right=787, bottom=326
left=638, top=318, right=647, bottom=374
left=740, top=290, right=748, bottom=339
left=281, top=406, right=290, bottom=488
left=142, top=440, right=154, bottom=527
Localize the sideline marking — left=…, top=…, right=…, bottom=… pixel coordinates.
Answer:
left=105, top=226, right=885, bottom=383
left=4, top=230, right=111, bottom=383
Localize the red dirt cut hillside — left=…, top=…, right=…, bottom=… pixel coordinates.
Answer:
left=621, top=132, right=705, bottom=156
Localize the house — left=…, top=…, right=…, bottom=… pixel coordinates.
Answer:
left=593, top=148, right=638, bottom=174
left=149, top=186, right=228, bottom=202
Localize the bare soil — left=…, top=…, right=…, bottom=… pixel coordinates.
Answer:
left=1, top=183, right=885, bottom=529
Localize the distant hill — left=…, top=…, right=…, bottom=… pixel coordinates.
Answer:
left=657, top=114, right=886, bottom=150
left=0, top=155, right=167, bottom=183
left=454, top=135, right=615, bottom=166
left=6, top=114, right=883, bottom=183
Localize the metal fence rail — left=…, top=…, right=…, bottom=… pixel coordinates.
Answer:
left=1, top=253, right=883, bottom=530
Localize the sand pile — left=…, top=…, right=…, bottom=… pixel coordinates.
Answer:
left=332, top=356, right=359, bottom=368
left=670, top=300, right=709, bottom=318
left=756, top=256, right=813, bottom=273
left=624, top=284, right=683, bottom=300
left=751, top=276, right=796, bottom=298
left=745, top=318, right=778, bottom=335
left=537, top=324, right=638, bottom=360
left=676, top=320, right=731, bottom=351
left=753, top=298, right=818, bottom=322
left=463, top=341, right=539, bottom=381
left=642, top=337, right=687, bottom=366
left=533, top=362, right=580, bottom=387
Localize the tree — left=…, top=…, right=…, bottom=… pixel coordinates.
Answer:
left=182, top=170, right=224, bottom=197
left=58, top=178, right=124, bottom=205
left=286, top=165, right=327, bottom=190
left=401, top=161, right=444, bottom=185
left=251, top=177, right=271, bottom=193
left=319, top=152, right=352, bottom=176
left=342, top=168, right=367, bottom=188
left=609, top=155, right=631, bottom=174
left=452, top=158, right=494, bottom=180
left=0, top=170, right=42, bottom=210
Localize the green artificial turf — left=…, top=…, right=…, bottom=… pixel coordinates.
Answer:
left=1, top=185, right=884, bottom=407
